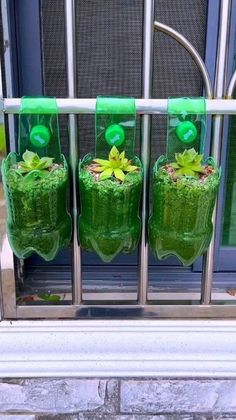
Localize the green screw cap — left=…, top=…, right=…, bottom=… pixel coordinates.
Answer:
left=30, top=125, right=51, bottom=148
left=175, top=121, right=197, bottom=144
left=105, top=124, right=125, bottom=147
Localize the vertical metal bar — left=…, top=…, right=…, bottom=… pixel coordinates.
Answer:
left=0, top=80, right=16, bottom=319
left=201, top=0, right=232, bottom=304
left=138, top=0, right=154, bottom=305
left=0, top=0, right=17, bottom=318
left=1, top=0, right=16, bottom=152
left=227, top=70, right=236, bottom=98
left=65, top=0, right=82, bottom=304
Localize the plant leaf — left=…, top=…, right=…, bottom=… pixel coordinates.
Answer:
left=35, top=156, right=53, bottom=170
left=175, top=153, right=185, bottom=166
left=93, top=166, right=107, bottom=172
left=172, top=148, right=204, bottom=178
left=121, top=158, right=129, bottom=167
left=119, top=151, right=125, bottom=160
left=47, top=294, right=61, bottom=302
left=94, top=147, right=139, bottom=183
left=109, top=146, right=119, bottom=160
left=189, top=164, right=205, bottom=173
left=125, top=165, right=138, bottom=172
left=18, top=150, right=53, bottom=174
left=37, top=293, right=61, bottom=302
left=194, top=154, right=204, bottom=165
left=114, top=168, right=125, bottom=181
left=99, top=174, right=111, bottom=181
left=170, top=163, right=180, bottom=169
left=100, top=167, right=113, bottom=180
left=18, top=164, right=31, bottom=173
left=22, top=150, right=37, bottom=165
left=93, top=158, right=110, bottom=167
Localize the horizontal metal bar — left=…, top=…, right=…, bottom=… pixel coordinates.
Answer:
left=15, top=303, right=236, bottom=319
left=2, top=98, right=236, bottom=115
left=82, top=291, right=236, bottom=302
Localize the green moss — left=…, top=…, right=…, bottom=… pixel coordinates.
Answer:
left=148, top=156, right=220, bottom=266
left=2, top=152, right=71, bottom=261
left=79, top=154, right=143, bottom=262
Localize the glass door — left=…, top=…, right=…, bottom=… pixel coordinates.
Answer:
left=215, top=2, right=236, bottom=276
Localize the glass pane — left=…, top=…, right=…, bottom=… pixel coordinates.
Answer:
left=222, top=104, right=236, bottom=246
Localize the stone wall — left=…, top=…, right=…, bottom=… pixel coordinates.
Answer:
left=0, top=379, right=236, bottom=419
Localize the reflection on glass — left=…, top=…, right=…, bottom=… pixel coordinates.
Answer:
left=222, top=110, right=236, bottom=245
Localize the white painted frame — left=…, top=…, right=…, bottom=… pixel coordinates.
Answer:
left=1, top=320, right=236, bottom=378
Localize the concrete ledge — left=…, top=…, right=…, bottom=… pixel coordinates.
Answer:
left=0, top=320, right=236, bottom=378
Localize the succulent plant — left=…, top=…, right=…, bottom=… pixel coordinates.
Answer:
left=17, top=150, right=53, bottom=174
left=170, top=148, right=205, bottom=177
left=37, top=292, right=61, bottom=303
left=93, top=146, right=138, bottom=181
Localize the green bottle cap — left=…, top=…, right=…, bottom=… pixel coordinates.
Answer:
left=105, top=124, right=125, bottom=147
left=30, top=125, right=51, bottom=148
left=175, top=121, right=197, bottom=144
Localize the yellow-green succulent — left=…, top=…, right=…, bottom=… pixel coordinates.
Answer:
left=18, top=150, right=53, bottom=174
left=93, top=146, right=138, bottom=182
left=170, top=148, right=205, bottom=177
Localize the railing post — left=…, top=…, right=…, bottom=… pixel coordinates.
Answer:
left=138, top=0, right=154, bottom=305
left=65, top=0, right=82, bottom=304
left=0, top=0, right=17, bottom=319
left=201, top=0, right=232, bottom=304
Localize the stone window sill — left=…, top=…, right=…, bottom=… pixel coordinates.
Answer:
left=0, top=319, right=236, bottom=378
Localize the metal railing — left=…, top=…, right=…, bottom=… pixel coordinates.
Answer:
left=0, top=0, right=236, bottom=319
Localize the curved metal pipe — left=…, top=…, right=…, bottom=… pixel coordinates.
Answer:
left=227, top=70, right=236, bottom=98
left=154, top=21, right=213, bottom=98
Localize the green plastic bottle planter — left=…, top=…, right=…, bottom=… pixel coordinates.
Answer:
left=148, top=155, right=220, bottom=266
left=78, top=97, right=143, bottom=262
left=1, top=97, right=72, bottom=261
left=148, top=98, right=220, bottom=266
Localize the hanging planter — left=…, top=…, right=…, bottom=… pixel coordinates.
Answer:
left=148, top=97, right=220, bottom=266
left=78, top=97, right=143, bottom=262
left=2, top=97, right=71, bottom=261
left=149, top=148, right=220, bottom=266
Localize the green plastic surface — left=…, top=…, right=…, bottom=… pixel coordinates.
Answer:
left=167, top=97, right=206, bottom=160
left=19, top=97, right=61, bottom=162
left=148, top=156, right=220, bottom=266
left=30, top=124, right=51, bottom=148
left=79, top=96, right=142, bottom=262
left=175, top=120, right=198, bottom=144
left=105, top=124, right=125, bottom=147
left=0, top=111, right=6, bottom=153
left=79, top=154, right=142, bottom=262
left=168, top=97, right=206, bottom=115
left=0, top=125, right=6, bottom=153
left=2, top=97, right=72, bottom=261
left=20, top=96, right=59, bottom=114
left=95, top=96, right=136, bottom=158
